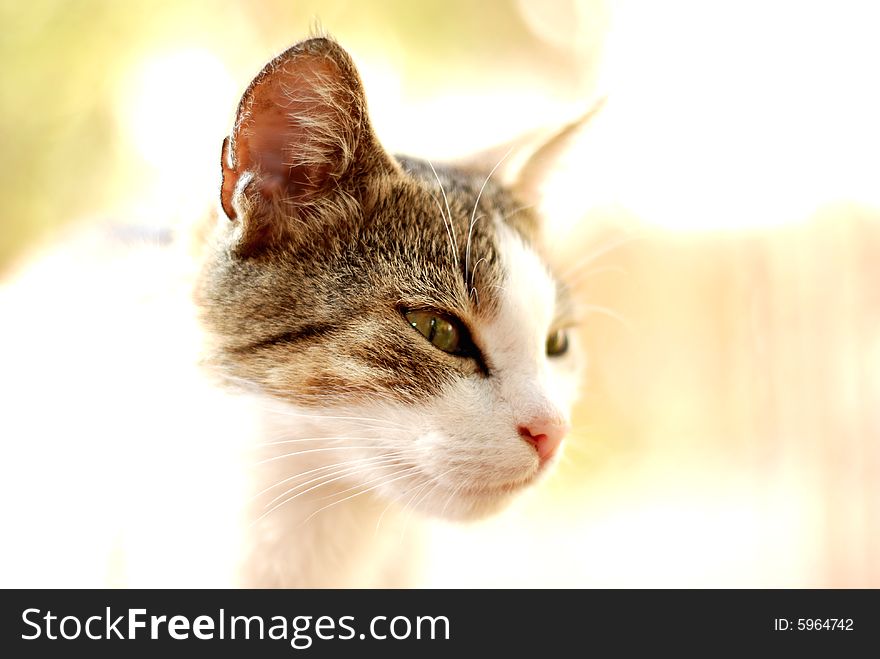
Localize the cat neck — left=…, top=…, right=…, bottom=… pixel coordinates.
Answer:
left=236, top=401, right=425, bottom=588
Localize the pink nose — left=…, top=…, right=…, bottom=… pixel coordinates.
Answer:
left=518, top=419, right=568, bottom=462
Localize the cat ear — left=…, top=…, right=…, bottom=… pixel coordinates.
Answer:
left=220, top=37, right=395, bottom=256
left=512, top=99, right=605, bottom=206
left=457, top=100, right=605, bottom=207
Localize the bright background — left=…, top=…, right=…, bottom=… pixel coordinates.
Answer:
left=1, top=0, right=878, bottom=587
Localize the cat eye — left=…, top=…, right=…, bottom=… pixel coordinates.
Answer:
left=546, top=329, right=569, bottom=357
left=405, top=310, right=463, bottom=354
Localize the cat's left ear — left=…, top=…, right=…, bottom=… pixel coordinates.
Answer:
left=512, top=100, right=604, bottom=207
left=219, top=37, right=397, bottom=256
left=458, top=100, right=604, bottom=207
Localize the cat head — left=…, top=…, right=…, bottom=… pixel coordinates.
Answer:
left=197, top=37, right=584, bottom=520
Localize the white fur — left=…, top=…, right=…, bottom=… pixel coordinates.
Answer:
left=0, top=219, right=581, bottom=588
left=232, top=219, right=582, bottom=585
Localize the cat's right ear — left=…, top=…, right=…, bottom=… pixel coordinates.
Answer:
left=219, top=37, right=396, bottom=257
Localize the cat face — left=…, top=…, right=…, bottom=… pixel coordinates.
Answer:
left=197, top=38, right=583, bottom=520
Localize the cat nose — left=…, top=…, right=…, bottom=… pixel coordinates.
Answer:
left=518, top=418, right=569, bottom=462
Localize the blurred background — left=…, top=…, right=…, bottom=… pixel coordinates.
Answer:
left=1, top=0, right=878, bottom=587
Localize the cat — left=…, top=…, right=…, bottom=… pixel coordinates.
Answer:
left=194, top=36, right=585, bottom=587
left=0, top=35, right=585, bottom=588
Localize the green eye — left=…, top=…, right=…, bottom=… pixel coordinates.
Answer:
left=546, top=329, right=569, bottom=357
left=405, top=310, right=462, bottom=354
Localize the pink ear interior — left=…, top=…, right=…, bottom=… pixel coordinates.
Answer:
left=220, top=44, right=358, bottom=221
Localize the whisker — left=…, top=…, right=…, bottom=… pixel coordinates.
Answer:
left=253, top=464, right=418, bottom=527
left=251, top=445, right=407, bottom=467
left=401, top=467, right=455, bottom=540
left=500, top=203, right=535, bottom=224
left=429, top=191, right=458, bottom=263
left=397, top=480, right=432, bottom=542
left=262, top=456, right=406, bottom=510
left=577, top=303, right=634, bottom=333
left=469, top=256, right=487, bottom=306
left=251, top=435, right=385, bottom=449
left=249, top=455, right=398, bottom=501
left=374, top=484, right=404, bottom=536
left=564, top=264, right=629, bottom=288
left=558, top=232, right=644, bottom=281
left=312, top=464, right=421, bottom=502
left=253, top=405, right=409, bottom=430
left=466, top=146, right=513, bottom=291
left=439, top=471, right=468, bottom=519
left=427, top=160, right=458, bottom=258
left=299, top=467, right=422, bottom=526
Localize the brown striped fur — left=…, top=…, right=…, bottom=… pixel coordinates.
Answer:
left=196, top=37, right=542, bottom=408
